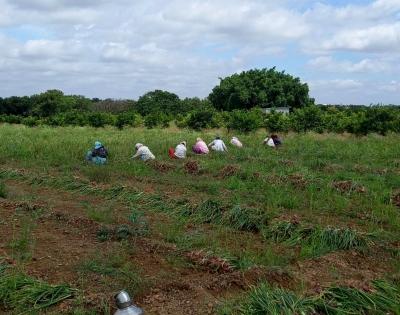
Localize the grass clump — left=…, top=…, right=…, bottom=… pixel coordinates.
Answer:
left=264, top=221, right=372, bottom=257
left=192, top=199, right=224, bottom=224
left=0, top=263, right=74, bottom=312
left=224, top=205, right=265, bottom=232
left=316, top=280, right=400, bottom=314
left=240, top=283, right=317, bottom=315
left=236, top=280, right=400, bottom=315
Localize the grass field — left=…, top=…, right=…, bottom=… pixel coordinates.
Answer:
left=0, top=124, right=399, bottom=314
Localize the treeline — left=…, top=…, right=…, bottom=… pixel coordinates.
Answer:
left=0, top=68, right=399, bottom=135
left=1, top=100, right=399, bottom=135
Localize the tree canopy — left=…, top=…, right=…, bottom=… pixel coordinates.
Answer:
left=208, top=68, right=312, bottom=111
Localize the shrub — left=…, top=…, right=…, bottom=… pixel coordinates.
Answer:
left=226, top=109, right=263, bottom=133
left=21, top=116, right=39, bottom=127
left=115, top=112, right=142, bottom=129
left=265, top=111, right=290, bottom=132
left=144, top=112, right=170, bottom=128
left=87, top=112, right=115, bottom=128
left=186, top=109, right=216, bottom=130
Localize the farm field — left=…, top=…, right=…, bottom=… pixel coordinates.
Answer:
left=0, top=124, right=399, bottom=314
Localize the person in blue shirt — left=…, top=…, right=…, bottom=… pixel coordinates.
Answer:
left=86, top=141, right=108, bottom=165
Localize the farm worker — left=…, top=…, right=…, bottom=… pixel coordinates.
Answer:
left=132, top=143, right=155, bottom=161
left=230, top=136, right=243, bottom=148
left=169, top=141, right=187, bottom=159
left=263, top=134, right=282, bottom=148
left=85, top=141, right=108, bottom=165
left=208, top=136, right=228, bottom=152
left=271, top=134, right=282, bottom=146
left=192, top=137, right=209, bottom=155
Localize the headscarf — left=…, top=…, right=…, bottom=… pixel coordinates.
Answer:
left=196, top=137, right=202, bottom=142
left=135, top=143, right=143, bottom=150
left=181, top=141, right=187, bottom=147
left=94, top=141, right=102, bottom=149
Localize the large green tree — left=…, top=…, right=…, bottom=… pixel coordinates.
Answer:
left=208, top=68, right=312, bottom=111
left=135, top=90, right=181, bottom=116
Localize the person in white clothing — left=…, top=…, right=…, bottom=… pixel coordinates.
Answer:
left=264, top=137, right=275, bottom=147
left=230, top=136, right=243, bottom=148
left=132, top=143, right=155, bottom=161
left=169, top=141, right=187, bottom=159
left=208, top=136, right=228, bottom=152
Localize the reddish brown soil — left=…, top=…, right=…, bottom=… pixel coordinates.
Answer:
left=218, top=165, right=240, bottom=179
left=0, top=180, right=248, bottom=315
left=0, top=176, right=396, bottom=314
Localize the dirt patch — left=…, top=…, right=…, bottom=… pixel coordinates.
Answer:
left=292, top=249, right=392, bottom=294
left=219, top=165, right=240, bottom=179
left=184, top=160, right=200, bottom=175
left=150, top=161, right=176, bottom=173
left=332, top=180, right=367, bottom=194
left=391, top=189, right=400, bottom=208
left=288, top=173, right=308, bottom=189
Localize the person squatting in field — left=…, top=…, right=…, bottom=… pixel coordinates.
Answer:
left=192, top=137, right=209, bottom=154
left=169, top=141, right=187, bottom=159
left=86, top=141, right=108, bottom=165
left=132, top=143, right=155, bottom=161
left=230, top=136, right=243, bottom=148
left=208, top=136, right=228, bottom=152
left=263, top=134, right=282, bottom=148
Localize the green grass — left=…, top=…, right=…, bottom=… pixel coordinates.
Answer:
left=234, top=280, right=400, bottom=315
left=0, top=263, right=75, bottom=313
left=8, top=218, right=36, bottom=262
left=1, top=125, right=400, bottom=313
left=264, top=221, right=373, bottom=257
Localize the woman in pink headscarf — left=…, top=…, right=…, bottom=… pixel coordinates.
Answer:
left=192, top=137, right=209, bottom=154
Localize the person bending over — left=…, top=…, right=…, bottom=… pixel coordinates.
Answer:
left=132, top=143, right=155, bottom=161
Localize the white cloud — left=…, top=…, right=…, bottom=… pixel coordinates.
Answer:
left=0, top=0, right=399, bottom=103
left=308, top=56, right=391, bottom=73
left=320, top=23, right=400, bottom=52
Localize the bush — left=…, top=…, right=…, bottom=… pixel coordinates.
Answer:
left=185, top=109, right=217, bottom=130
left=144, top=113, right=170, bottom=128
left=21, top=116, right=39, bottom=127
left=226, top=109, right=263, bottom=132
left=265, top=111, right=290, bottom=132
left=290, top=105, right=324, bottom=132
left=115, top=112, right=142, bottom=129
left=87, top=112, right=115, bottom=128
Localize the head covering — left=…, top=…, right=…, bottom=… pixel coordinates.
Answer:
left=94, top=141, right=102, bottom=149
left=215, top=135, right=221, bottom=140
left=196, top=137, right=202, bottom=142
left=135, top=143, right=143, bottom=150
left=232, top=136, right=238, bottom=140
left=181, top=141, right=187, bottom=146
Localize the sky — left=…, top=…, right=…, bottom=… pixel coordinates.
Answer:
left=0, top=0, right=399, bottom=104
